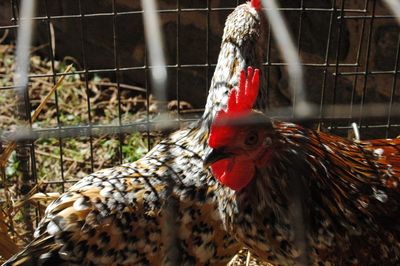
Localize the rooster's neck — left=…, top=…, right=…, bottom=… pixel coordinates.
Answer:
left=201, top=3, right=266, bottom=125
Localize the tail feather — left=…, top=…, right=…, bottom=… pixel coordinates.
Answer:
left=2, top=234, right=65, bottom=266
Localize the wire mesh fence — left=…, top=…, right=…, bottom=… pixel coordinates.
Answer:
left=0, top=0, right=400, bottom=262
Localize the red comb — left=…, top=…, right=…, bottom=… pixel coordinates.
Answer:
left=209, top=67, right=260, bottom=148
left=250, top=0, right=261, bottom=10
left=227, top=66, right=259, bottom=114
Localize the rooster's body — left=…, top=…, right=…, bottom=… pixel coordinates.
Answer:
left=3, top=1, right=267, bottom=265
left=229, top=121, right=400, bottom=265
left=206, top=69, right=400, bottom=265
left=13, top=129, right=238, bottom=265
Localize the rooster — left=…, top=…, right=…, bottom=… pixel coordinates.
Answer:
left=204, top=67, right=400, bottom=265
left=3, top=1, right=267, bottom=265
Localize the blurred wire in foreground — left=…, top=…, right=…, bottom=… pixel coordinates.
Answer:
left=141, top=0, right=168, bottom=106
left=261, top=0, right=312, bottom=118
left=261, top=0, right=311, bottom=264
left=14, top=0, right=35, bottom=98
left=140, top=2, right=180, bottom=263
left=383, top=0, right=400, bottom=25
left=13, top=0, right=37, bottom=239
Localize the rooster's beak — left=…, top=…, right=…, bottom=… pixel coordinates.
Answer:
left=203, top=148, right=232, bottom=168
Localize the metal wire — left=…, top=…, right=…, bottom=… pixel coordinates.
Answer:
left=261, top=0, right=310, bottom=118
left=12, top=0, right=37, bottom=238
left=141, top=0, right=168, bottom=105
left=384, top=0, right=400, bottom=25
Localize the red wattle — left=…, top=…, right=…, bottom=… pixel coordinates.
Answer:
left=210, top=159, right=228, bottom=179
left=211, top=159, right=255, bottom=191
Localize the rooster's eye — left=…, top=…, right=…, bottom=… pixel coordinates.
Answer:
left=245, top=131, right=259, bottom=146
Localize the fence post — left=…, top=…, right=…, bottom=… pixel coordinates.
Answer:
left=15, top=89, right=34, bottom=240
left=13, top=0, right=37, bottom=240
